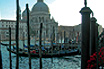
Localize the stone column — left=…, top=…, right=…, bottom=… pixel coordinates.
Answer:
left=80, top=7, right=92, bottom=69
left=90, top=17, right=97, bottom=55
left=95, top=23, right=99, bottom=69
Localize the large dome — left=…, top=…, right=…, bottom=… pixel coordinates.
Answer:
left=31, top=2, right=50, bottom=13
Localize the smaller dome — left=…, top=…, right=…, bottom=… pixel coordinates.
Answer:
left=31, top=2, right=50, bottom=13
left=22, top=8, right=30, bottom=17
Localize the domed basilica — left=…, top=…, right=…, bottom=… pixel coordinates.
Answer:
left=21, top=0, right=58, bottom=40
left=0, top=0, right=58, bottom=41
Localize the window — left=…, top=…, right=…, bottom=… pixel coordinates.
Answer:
left=35, top=18, right=38, bottom=22
left=11, top=25, right=13, bottom=27
left=2, top=25, right=4, bottom=27
left=39, top=17, right=41, bottom=22
left=6, top=25, right=8, bottom=27
left=42, top=17, right=44, bottom=22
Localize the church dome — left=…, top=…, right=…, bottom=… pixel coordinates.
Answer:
left=31, top=1, right=50, bottom=13
left=22, top=8, right=30, bottom=17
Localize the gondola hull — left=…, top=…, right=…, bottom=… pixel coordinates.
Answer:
left=7, top=48, right=79, bottom=58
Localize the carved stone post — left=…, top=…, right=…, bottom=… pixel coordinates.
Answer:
left=90, top=17, right=97, bottom=55
left=80, top=0, right=92, bottom=68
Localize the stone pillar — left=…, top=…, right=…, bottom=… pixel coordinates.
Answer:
left=95, top=23, right=99, bottom=69
left=80, top=7, right=92, bottom=69
left=90, top=17, right=97, bottom=55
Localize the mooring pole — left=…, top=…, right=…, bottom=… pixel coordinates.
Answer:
left=51, top=27, right=54, bottom=63
left=57, top=33, right=59, bottom=43
left=16, top=0, right=19, bottom=69
left=64, top=31, right=66, bottom=50
left=51, top=34, right=53, bottom=63
left=44, top=32, right=45, bottom=47
left=39, top=23, right=43, bottom=69
left=61, top=32, right=62, bottom=44
left=0, top=34, right=2, bottom=69
left=80, top=0, right=92, bottom=68
left=53, top=27, right=55, bottom=44
left=61, top=32, right=62, bottom=51
left=64, top=31, right=66, bottom=43
left=23, top=31, right=25, bottom=51
left=9, top=27, right=12, bottom=69
left=26, top=4, right=31, bottom=69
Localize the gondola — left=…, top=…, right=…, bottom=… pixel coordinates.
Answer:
left=0, top=42, right=16, bottom=46
left=7, top=47, right=79, bottom=58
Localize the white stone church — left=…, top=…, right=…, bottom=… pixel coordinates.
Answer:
left=0, top=0, right=58, bottom=41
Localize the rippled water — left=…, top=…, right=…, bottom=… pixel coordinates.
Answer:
left=1, top=40, right=81, bottom=69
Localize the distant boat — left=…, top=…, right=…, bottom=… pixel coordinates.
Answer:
left=7, top=48, right=79, bottom=58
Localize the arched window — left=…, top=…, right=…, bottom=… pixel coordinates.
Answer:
left=39, top=17, right=41, bottom=22
left=35, top=18, right=38, bottom=22
left=42, top=17, right=44, bottom=22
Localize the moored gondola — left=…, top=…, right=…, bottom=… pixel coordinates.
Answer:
left=0, top=42, right=16, bottom=46
left=7, top=47, right=79, bottom=58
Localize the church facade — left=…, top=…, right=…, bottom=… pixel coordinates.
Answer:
left=21, top=0, right=58, bottom=41
left=0, top=0, right=58, bottom=41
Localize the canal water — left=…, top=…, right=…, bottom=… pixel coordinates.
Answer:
left=1, top=40, right=81, bottom=69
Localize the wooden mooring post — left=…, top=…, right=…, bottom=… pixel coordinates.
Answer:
left=22, top=31, right=25, bottom=51
left=0, top=34, right=2, bottom=69
left=80, top=0, right=92, bottom=69
left=39, top=23, right=43, bottom=69
left=64, top=31, right=66, bottom=44
left=26, top=4, right=31, bottom=69
left=64, top=31, right=66, bottom=50
left=16, top=0, right=19, bottom=69
left=9, top=27, right=12, bottom=69
left=51, top=34, right=53, bottom=63
left=44, top=32, right=45, bottom=47
left=61, top=32, right=62, bottom=51
left=51, top=27, right=54, bottom=63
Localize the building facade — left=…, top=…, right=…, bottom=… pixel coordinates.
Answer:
left=21, top=0, right=58, bottom=41
left=0, top=0, right=58, bottom=41
left=58, top=24, right=103, bottom=43
left=0, top=20, right=27, bottom=40
left=58, top=25, right=79, bottom=42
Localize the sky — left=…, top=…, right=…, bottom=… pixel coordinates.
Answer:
left=0, top=0, right=104, bottom=27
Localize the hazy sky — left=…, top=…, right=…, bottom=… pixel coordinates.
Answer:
left=0, top=0, right=104, bottom=27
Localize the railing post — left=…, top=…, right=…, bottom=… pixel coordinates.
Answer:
left=90, top=17, right=97, bottom=55
left=96, top=24, right=99, bottom=69
left=80, top=0, right=92, bottom=68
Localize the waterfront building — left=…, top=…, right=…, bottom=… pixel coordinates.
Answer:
left=0, top=20, right=27, bottom=40
left=58, top=24, right=103, bottom=43
left=58, top=25, right=81, bottom=43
